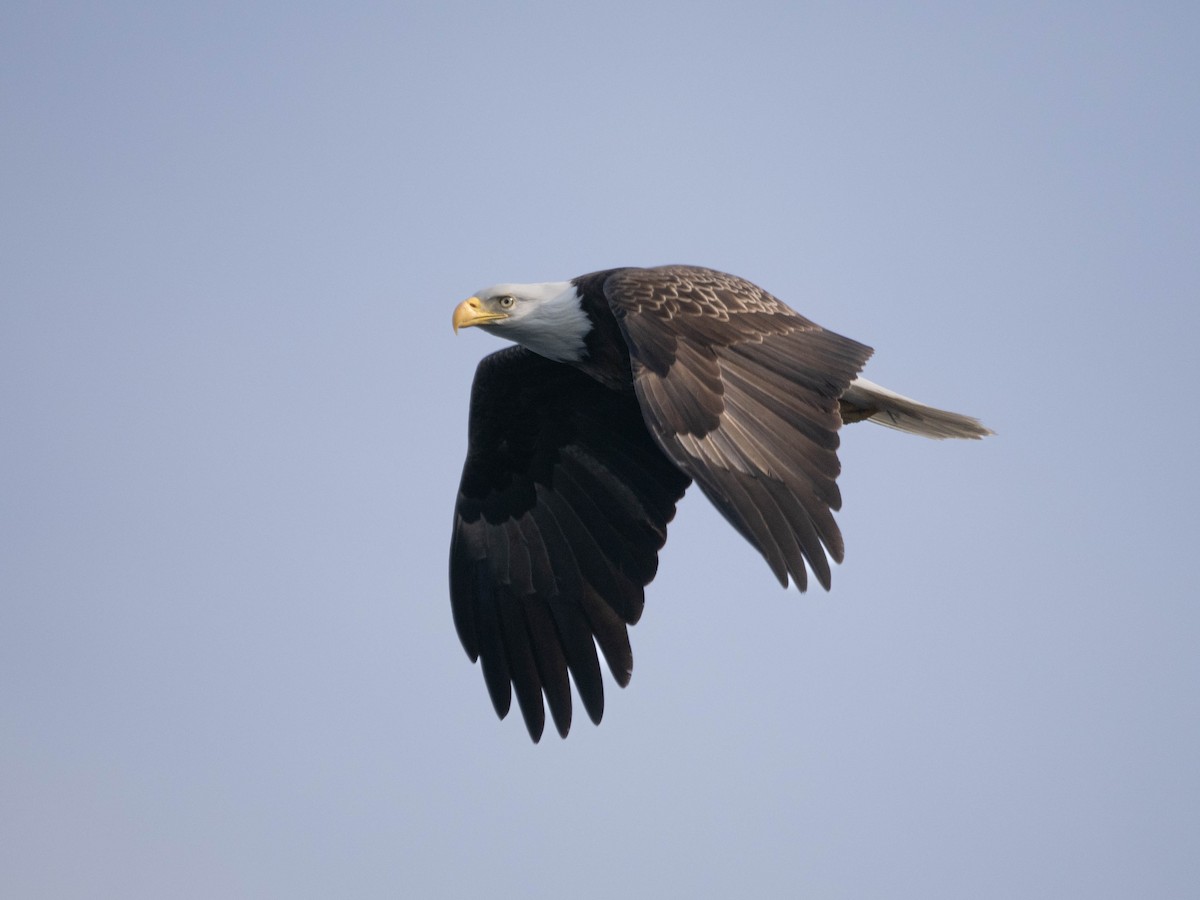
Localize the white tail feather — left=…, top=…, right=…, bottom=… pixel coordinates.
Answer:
left=842, top=377, right=993, bottom=440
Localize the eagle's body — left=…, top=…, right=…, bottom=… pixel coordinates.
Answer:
left=451, top=265, right=990, bottom=740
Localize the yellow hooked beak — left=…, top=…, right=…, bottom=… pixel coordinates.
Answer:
left=453, top=296, right=509, bottom=333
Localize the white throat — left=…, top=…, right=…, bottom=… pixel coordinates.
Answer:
left=488, top=281, right=590, bottom=363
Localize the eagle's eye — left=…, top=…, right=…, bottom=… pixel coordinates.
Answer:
left=497, top=295, right=516, bottom=310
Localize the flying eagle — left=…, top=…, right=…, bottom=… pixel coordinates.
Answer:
left=450, top=265, right=990, bottom=740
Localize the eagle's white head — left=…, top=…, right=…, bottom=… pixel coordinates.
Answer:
left=453, top=280, right=590, bottom=363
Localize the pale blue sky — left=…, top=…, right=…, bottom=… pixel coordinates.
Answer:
left=3, top=2, right=1198, bottom=897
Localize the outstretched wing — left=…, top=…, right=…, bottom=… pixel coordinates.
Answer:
left=603, top=266, right=873, bottom=591
left=450, top=346, right=690, bottom=741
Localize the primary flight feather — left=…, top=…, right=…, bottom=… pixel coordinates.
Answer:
left=450, top=265, right=991, bottom=741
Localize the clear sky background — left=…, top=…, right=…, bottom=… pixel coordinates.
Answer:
left=3, top=2, right=1197, bottom=898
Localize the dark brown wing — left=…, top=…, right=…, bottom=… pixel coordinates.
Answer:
left=450, top=346, right=690, bottom=741
left=603, top=266, right=873, bottom=591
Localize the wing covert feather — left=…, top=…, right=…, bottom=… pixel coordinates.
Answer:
left=603, top=266, right=873, bottom=591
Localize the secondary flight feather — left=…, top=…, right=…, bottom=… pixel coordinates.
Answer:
left=450, top=265, right=991, bottom=741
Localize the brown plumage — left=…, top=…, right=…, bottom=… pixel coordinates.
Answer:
left=451, top=265, right=991, bottom=740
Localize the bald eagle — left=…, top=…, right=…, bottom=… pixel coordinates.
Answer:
left=451, top=265, right=990, bottom=740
